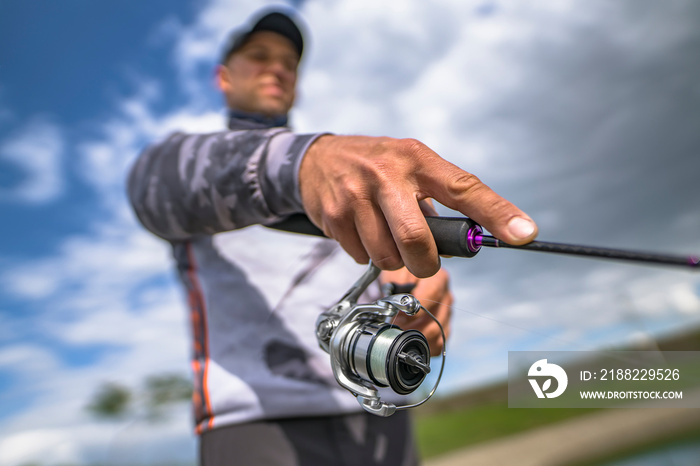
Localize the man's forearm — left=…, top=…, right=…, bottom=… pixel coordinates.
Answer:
left=127, top=128, right=323, bottom=240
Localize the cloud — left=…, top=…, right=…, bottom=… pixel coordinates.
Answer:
left=0, top=429, right=80, bottom=465
left=77, top=78, right=224, bottom=206
left=0, top=118, right=64, bottom=204
left=2, top=0, right=700, bottom=463
left=0, top=216, right=196, bottom=463
left=0, top=407, right=197, bottom=466
left=0, top=344, right=60, bottom=376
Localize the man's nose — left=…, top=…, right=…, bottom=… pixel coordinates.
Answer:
left=265, top=59, right=293, bottom=78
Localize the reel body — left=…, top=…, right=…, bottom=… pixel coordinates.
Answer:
left=316, top=263, right=445, bottom=416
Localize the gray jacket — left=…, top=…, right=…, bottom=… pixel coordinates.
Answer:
left=128, top=117, right=377, bottom=432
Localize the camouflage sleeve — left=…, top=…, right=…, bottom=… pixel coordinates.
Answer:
left=127, top=127, right=325, bottom=241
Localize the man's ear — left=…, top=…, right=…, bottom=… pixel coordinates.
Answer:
left=216, top=65, right=231, bottom=93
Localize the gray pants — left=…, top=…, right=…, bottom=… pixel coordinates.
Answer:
left=199, top=411, right=420, bottom=466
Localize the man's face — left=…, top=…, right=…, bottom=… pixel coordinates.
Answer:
left=219, top=31, right=299, bottom=117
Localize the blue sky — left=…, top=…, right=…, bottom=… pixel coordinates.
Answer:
left=1, top=1, right=194, bottom=255
left=1, top=0, right=700, bottom=464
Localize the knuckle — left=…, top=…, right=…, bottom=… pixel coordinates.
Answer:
left=394, top=219, right=431, bottom=252
left=334, top=176, right=371, bottom=204
left=397, top=137, right=428, bottom=155
left=323, top=204, right=348, bottom=228
left=446, top=171, right=483, bottom=198
left=347, top=177, right=372, bottom=199
left=490, top=198, right=519, bottom=217
left=396, top=138, right=436, bottom=166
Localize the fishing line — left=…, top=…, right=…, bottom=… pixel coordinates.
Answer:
left=419, top=297, right=588, bottom=350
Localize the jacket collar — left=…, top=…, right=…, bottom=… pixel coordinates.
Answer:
left=227, top=110, right=289, bottom=129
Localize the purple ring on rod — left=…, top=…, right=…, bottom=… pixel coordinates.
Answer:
left=466, top=224, right=483, bottom=254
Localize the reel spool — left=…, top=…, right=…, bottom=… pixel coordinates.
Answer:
left=348, top=323, right=431, bottom=395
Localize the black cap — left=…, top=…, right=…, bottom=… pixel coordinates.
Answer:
left=220, top=10, right=304, bottom=64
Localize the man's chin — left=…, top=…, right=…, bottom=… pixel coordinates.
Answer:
left=259, top=100, right=292, bottom=118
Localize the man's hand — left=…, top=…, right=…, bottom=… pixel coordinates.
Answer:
left=380, top=267, right=452, bottom=357
left=299, top=135, right=538, bottom=278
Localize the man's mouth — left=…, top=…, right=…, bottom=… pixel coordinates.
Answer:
left=260, top=83, right=284, bottom=97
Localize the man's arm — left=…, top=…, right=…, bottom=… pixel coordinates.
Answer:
left=127, top=128, right=323, bottom=241
left=129, top=129, right=537, bottom=276
left=299, top=135, right=538, bottom=277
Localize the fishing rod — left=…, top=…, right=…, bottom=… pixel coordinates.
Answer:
left=270, top=214, right=699, bottom=269
left=268, top=214, right=698, bottom=416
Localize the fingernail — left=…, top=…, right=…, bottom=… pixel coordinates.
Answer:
left=507, top=217, right=535, bottom=240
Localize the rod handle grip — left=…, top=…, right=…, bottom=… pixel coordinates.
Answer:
left=268, top=215, right=483, bottom=258
left=425, top=216, right=481, bottom=257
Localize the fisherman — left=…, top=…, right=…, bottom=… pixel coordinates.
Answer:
left=128, top=8, right=537, bottom=465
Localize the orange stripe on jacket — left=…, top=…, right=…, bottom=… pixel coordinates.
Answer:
left=186, top=242, right=215, bottom=431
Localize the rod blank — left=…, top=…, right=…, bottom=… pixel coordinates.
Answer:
left=477, top=235, right=699, bottom=269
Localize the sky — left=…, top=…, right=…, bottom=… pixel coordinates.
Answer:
left=1, top=0, right=699, bottom=464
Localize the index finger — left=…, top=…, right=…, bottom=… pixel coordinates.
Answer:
left=416, top=154, right=538, bottom=245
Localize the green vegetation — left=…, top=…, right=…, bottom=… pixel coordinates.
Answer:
left=86, top=372, right=191, bottom=421
left=415, top=401, right=598, bottom=459
left=143, top=373, right=193, bottom=420
left=85, top=382, right=132, bottom=419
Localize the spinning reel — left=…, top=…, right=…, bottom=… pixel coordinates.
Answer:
left=315, top=263, right=445, bottom=417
